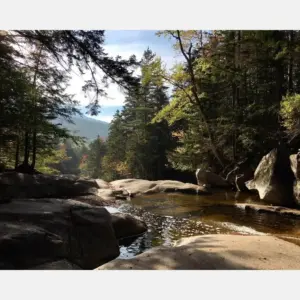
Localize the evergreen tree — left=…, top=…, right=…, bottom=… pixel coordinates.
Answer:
left=0, top=30, right=139, bottom=173
left=154, top=30, right=300, bottom=174
left=82, top=136, right=107, bottom=178
left=103, top=49, right=172, bottom=180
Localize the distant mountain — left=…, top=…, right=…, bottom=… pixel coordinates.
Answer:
left=57, top=115, right=110, bottom=141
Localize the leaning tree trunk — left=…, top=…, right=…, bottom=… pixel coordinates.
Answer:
left=175, top=30, right=225, bottom=169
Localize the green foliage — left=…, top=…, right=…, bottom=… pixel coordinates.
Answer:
left=80, top=137, right=107, bottom=178
left=152, top=96, right=191, bottom=125
left=102, top=49, right=173, bottom=180
left=4, top=29, right=300, bottom=181
left=0, top=30, right=139, bottom=173
left=280, top=94, right=300, bottom=139
left=35, top=148, right=70, bottom=174
left=152, top=30, right=300, bottom=173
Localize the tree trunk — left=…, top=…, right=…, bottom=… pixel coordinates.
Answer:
left=232, top=30, right=241, bottom=163
left=231, top=31, right=237, bottom=163
left=31, top=130, right=37, bottom=169
left=273, top=30, right=285, bottom=104
left=23, top=131, right=30, bottom=166
left=175, top=30, right=225, bottom=168
left=30, top=45, right=43, bottom=170
left=288, top=30, right=294, bottom=94
left=14, top=135, right=20, bottom=169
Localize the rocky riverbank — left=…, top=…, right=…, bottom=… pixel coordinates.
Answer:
left=97, top=234, right=300, bottom=270
left=1, top=167, right=300, bottom=270
left=0, top=172, right=147, bottom=269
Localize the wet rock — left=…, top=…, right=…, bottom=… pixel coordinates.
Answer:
left=111, top=213, right=147, bottom=239
left=236, top=203, right=300, bottom=219
left=195, top=169, right=232, bottom=189
left=245, top=147, right=296, bottom=207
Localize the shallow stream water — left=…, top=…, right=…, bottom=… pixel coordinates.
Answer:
left=108, top=192, right=300, bottom=259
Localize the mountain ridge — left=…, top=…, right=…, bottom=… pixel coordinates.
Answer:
left=57, top=114, right=110, bottom=141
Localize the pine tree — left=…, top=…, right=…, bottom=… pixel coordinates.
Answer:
left=103, top=49, right=172, bottom=180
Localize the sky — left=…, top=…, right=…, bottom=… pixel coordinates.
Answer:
left=67, top=30, right=183, bottom=123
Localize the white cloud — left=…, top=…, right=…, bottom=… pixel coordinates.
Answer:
left=67, top=43, right=143, bottom=108
left=104, top=43, right=145, bottom=60
left=67, top=33, right=183, bottom=118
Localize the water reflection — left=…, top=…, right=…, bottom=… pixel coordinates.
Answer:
left=117, top=192, right=300, bottom=259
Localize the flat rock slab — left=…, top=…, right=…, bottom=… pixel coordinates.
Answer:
left=97, top=234, right=300, bottom=270
left=110, top=179, right=209, bottom=196
left=236, top=203, right=300, bottom=218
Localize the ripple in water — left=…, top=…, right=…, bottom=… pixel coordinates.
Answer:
left=115, top=193, right=300, bottom=259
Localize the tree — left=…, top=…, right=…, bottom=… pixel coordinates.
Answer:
left=9, top=30, right=140, bottom=114
left=81, top=136, right=107, bottom=178
left=0, top=30, right=140, bottom=173
left=102, top=110, right=130, bottom=180
left=157, top=30, right=225, bottom=168
left=153, top=30, right=300, bottom=174
left=102, top=49, right=172, bottom=180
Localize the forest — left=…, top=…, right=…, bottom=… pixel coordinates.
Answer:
left=1, top=30, right=300, bottom=181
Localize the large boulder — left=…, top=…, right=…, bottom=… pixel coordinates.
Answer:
left=0, top=222, right=66, bottom=269
left=195, top=169, right=232, bottom=189
left=0, top=172, right=99, bottom=201
left=0, top=198, right=120, bottom=269
left=69, top=206, right=120, bottom=268
left=111, top=213, right=147, bottom=239
left=290, top=153, right=300, bottom=205
left=245, top=146, right=296, bottom=207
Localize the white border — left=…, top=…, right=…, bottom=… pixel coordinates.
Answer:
left=1, top=0, right=300, bottom=299
left=1, top=0, right=300, bottom=29
left=0, top=270, right=299, bottom=299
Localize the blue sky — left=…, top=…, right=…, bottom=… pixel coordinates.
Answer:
left=68, top=30, right=182, bottom=123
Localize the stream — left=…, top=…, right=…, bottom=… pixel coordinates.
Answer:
left=109, top=192, right=300, bottom=259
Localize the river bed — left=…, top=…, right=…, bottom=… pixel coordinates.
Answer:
left=110, top=192, right=300, bottom=259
